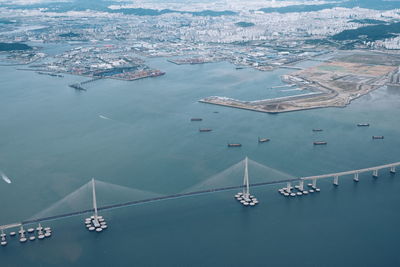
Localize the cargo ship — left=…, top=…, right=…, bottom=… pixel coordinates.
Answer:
left=372, top=136, right=384, bottom=139
left=228, top=143, right=242, bottom=147
left=258, top=137, right=270, bottom=143
left=357, top=123, right=370, bottom=127
left=199, top=128, right=212, bottom=132
left=312, top=129, right=323, bottom=132
left=191, top=118, right=202, bottom=121
left=313, top=141, right=327, bottom=145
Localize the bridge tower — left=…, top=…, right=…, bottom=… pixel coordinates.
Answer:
left=92, top=178, right=98, bottom=219
left=84, top=179, right=108, bottom=232
left=234, top=157, right=259, bottom=206
left=243, top=157, right=250, bottom=199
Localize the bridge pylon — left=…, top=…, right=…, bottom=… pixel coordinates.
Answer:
left=84, top=178, right=108, bottom=233
left=92, top=178, right=98, bottom=219
left=298, top=180, right=304, bottom=191
left=234, top=157, right=259, bottom=207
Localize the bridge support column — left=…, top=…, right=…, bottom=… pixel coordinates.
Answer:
left=333, top=176, right=339, bottom=186
left=299, top=180, right=304, bottom=191
left=390, top=166, right=396, bottom=174
left=372, top=169, right=378, bottom=178
left=354, top=173, right=359, bottom=182
left=312, top=179, right=317, bottom=189
left=286, top=182, right=292, bottom=193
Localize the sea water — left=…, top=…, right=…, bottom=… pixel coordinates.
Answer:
left=0, top=50, right=400, bottom=266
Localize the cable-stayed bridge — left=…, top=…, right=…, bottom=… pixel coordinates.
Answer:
left=1, top=158, right=399, bottom=236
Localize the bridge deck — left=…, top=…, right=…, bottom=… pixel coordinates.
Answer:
left=302, top=162, right=400, bottom=180
left=0, top=223, right=22, bottom=230
left=1, top=161, right=399, bottom=230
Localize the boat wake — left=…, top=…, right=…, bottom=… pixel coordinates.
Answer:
left=1, top=172, right=11, bottom=184
left=99, top=115, right=111, bottom=120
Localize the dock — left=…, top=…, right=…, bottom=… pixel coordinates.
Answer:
left=279, top=66, right=304, bottom=70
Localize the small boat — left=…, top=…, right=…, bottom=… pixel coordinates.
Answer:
left=312, top=129, right=323, bottom=132
left=372, top=136, right=384, bottom=139
left=199, top=128, right=212, bottom=132
left=1, top=173, right=11, bottom=184
left=357, top=123, right=370, bottom=127
left=228, top=143, right=242, bottom=147
left=235, top=67, right=244, bottom=70
left=190, top=118, right=202, bottom=121
left=313, top=141, right=327, bottom=145
left=258, top=137, right=270, bottom=143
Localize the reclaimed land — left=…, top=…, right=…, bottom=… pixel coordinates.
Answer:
left=200, top=51, right=400, bottom=113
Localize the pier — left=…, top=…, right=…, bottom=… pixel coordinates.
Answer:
left=279, top=66, right=304, bottom=70
left=69, top=77, right=102, bottom=91
left=81, top=77, right=102, bottom=85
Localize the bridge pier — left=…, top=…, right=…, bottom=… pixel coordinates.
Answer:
left=372, top=169, right=378, bottom=178
left=299, top=180, right=304, bottom=191
left=390, top=166, right=396, bottom=174
left=354, top=172, right=359, bottom=182
left=312, top=179, right=317, bottom=189
left=286, top=182, right=292, bottom=193
left=333, top=176, right=339, bottom=186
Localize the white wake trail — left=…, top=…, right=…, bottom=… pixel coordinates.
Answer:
left=99, top=115, right=111, bottom=120
left=1, top=172, right=11, bottom=184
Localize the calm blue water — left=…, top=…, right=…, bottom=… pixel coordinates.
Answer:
left=0, top=51, right=400, bottom=266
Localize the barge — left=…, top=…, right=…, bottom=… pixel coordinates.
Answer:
left=228, top=143, right=242, bottom=147
left=313, top=141, right=327, bottom=145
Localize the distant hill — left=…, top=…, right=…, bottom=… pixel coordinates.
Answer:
left=259, top=3, right=337, bottom=14
left=0, top=42, right=32, bottom=51
left=59, top=32, right=81, bottom=38
left=258, top=0, right=400, bottom=13
left=349, top=19, right=386, bottom=24
left=235, top=22, right=255, bottom=27
left=332, top=22, right=400, bottom=42
left=108, top=8, right=236, bottom=17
